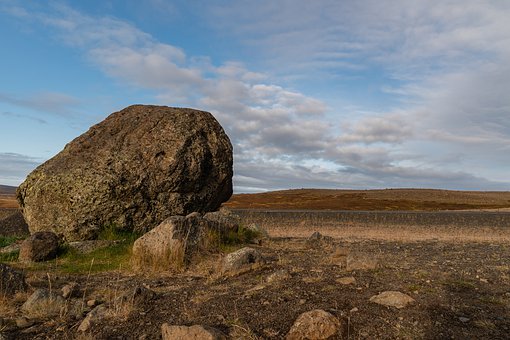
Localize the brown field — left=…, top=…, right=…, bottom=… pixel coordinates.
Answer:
left=0, top=185, right=17, bottom=209
left=224, top=188, right=510, bottom=211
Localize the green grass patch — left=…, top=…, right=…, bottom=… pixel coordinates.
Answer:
left=222, top=225, right=260, bottom=246
left=0, top=236, right=21, bottom=248
left=23, top=225, right=142, bottom=274
left=0, top=250, right=19, bottom=262
left=57, top=241, right=133, bottom=273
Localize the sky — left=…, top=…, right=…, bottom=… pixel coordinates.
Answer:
left=1, top=0, right=509, bottom=192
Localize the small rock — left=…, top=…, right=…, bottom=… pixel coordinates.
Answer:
left=369, top=291, right=415, bottom=309
left=0, top=263, right=27, bottom=296
left=459, top=317, right=470, bottom=323
left=15, top=317, right=34, bottom=329
left=78, top=305, right=108, bottom=332
left=161, top=324, right=227, bottom=340
left=222, top=247, right=263, bottom=273
left=350, top=307, right=359, bottom=313
left=86, top=299, right=98, bottom=307
left=21, top=289, right=66, bottom=318
left=286, top=309, right=341, bottom=340
left=19, top=232, right=59, bottom=262
left=117, top=286, right=156, bottom=307
left=267, top=269, right=291, bottom=283
left=336, top=276, right=356, bottom=285
left=61, top=282, right=80, bottom=299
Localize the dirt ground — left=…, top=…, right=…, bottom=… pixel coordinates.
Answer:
left=3, top=226, right=510, bottom=339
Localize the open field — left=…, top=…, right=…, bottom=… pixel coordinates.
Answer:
left=2, top=187, right=510, bottom=338
left=2, top=234, right=509, bottom=339
left=225, top=189, right=510, bottom=211
left=234, top=210, right=510, bottom=243
left=0, top=185, right=17, bottom=209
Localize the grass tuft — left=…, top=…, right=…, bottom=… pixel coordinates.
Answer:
left=0, top=236, right=21, bottom=248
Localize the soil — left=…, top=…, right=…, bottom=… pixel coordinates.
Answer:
left=2, top=231, right=510, bottom=339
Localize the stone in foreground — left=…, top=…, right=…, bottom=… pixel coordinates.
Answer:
left=18, top=231, right=59, bottom=262
left=161, top=324, right=227, bottom=340
left=286, top=309, right=341, bottom=340
left=0, top=263, right=27, bottom=296
left=21, top=289, right=66, bottom=318
left=369, top=291, right=415, bottom=309
left=222, top=247, right=264, bottom=273
left=17, top=105, right=233, bottom=241
left=132, top=212, right=237, bottom=271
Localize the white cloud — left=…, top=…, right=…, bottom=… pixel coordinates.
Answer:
left=0, top=153, right=42, bottom=186
left=0, top=91, right=80, bottom=116
left=3, top=1, right=510, bottom=191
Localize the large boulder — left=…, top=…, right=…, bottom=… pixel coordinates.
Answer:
left=17, top=105, right=233, bottom=241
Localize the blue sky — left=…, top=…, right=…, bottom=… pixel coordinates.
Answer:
left=1, top=0, right=509, bottom=192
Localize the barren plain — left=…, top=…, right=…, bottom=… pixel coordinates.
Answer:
left=1, top=187, right=510, bottom=339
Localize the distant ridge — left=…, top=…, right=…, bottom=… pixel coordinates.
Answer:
left=0, top=185, right=16, bottom=196
left=224, top=188, right=510, bottom=211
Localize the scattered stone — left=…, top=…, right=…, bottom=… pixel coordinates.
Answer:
left=61, top=282, right=80, bottom=299
left=286, top=309, right=341, bottom=340
left=221, top=247, right=264, bottom=273
left=78, top=305, right=108, bottom=332
left=203, top=210, right=241, bottom=230
left=267, top=269, right=291, bottom=283
left=336, top=276, right=356, bottom=285
left=346, top=253, right=379, bottom=271
left=161, top=324, right=227, bottom=340
left=459, top=317, right=470, bottom=323
left=17, top=105, right=233, bottom=241
left=18, top=231, right=59, bottom=262
left=309, top=231, right=323, bottom=241
left=350, top=307, right=359, bottom=313
left=15, top=317, right=34, bottom=329
left=117, top=286, right=157, bottom=307
left=86, top=300, right=98, bottom=308
left=0, top=263, right=27, bottom=296
left=369, top=291, right=415, bottom=309
left=21, top=289, right=66, bottom=318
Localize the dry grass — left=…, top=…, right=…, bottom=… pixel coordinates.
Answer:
left=0, top=197, right=18, bottom=209
left=247, top=219, right=510, bottom=243
left=131, top=239, right=186, bottom=273
left=224, top=188, right=510, bottom=211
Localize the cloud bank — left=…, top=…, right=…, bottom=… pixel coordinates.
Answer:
left=1, top=1, right=509, bottom=191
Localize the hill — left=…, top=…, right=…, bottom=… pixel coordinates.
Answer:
left=223, top=188, right=510, bottom=211
left=0, top=185, right=18, bottom=208
left=0, top=185, right=16, bottom=196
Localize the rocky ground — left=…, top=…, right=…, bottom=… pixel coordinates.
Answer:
left=1, top=231, right=509, bottom=339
